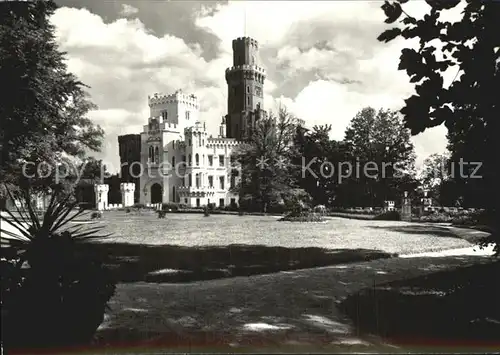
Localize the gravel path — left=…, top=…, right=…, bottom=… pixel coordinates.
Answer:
left=94, top=253, right=495, bottom=353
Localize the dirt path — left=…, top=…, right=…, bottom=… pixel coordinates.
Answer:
left=94, top=253, right=494, bottom=353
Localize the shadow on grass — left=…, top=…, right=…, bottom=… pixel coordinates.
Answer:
left=339, top=260, right=500, bottom=346
left=82, top=243, right=395, bottom=283
left=368, top=224, right=487, bottom=244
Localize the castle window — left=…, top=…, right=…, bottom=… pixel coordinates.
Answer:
left=196, top=173, right=200, bottom=188
left=196, top=198, right=200, bottom=207
left=185, top=111, right=190, bottom=120
left=208, top=155, right=213, bottom=166
left=198, top=135, right=201, bottom=146
left=162, top=111, right=168, bottom=120
left=188, top=174, right=192, bottom=187
left=148, top=146, right=153, bottom=162
left=172, top=156, right=175, bottom=169
left=219, top=155, right=224, bottom=167
left=182, top=155, right=186, bottom=162
left=208, top=176, right=213, bottom=188
left=230, top=175, right=236, bottom=189
left=246, top=86, right=250, bottom=93
left=188, top=139, right=191, bottom=146
left=195, top=154, right=199, bottom=166
left=247, top=96, right=250, bottom=105
left=219, top=176, right=225, bottom=190
left=188, top=154, right=192, bottom=166
left=154, top=146, right=159, bottom=164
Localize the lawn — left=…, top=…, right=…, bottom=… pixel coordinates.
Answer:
left=62, top=210, right=482, bottom=284
left=92, top=210, right=472, bottom=255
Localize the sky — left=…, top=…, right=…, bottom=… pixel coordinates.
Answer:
left=51, top=0, right=461, bottom=173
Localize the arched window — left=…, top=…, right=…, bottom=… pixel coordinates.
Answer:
left=188, top=154, right=192, bottom=166
left=172, top=156, right=176, bottom=170
left=188, top=174, right=192, bottom=187
left=188, top=139, right=192, bottom=146
left=154, top=146, right=159, bottom=164
left=195, top=154, right=199, bottom=166
left=148, top=146, right=152, bottom=162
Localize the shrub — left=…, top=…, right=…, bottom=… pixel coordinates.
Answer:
left=157, top=210, right=167, bottom=218
left=132, top=203, right=146, bottom=209
left=0, top=188, right=116, bottom=352
left=125, top=207, right=131, bottom=213
left=204, top=205, right=210, bottom=217
left=90, top=211, right=102, bottom=219
left=229, top=200, right=238, bottom=211
left=207, top=203, right=216, bottom=211
left=419, top=213, right=453, bottom=223
left=161, top=203, right=179, bottom=212
left=279, top=211, right=326, bottom=222
left=268, top=203, right=286, bottom=214
left=373, top=210, right=401, bottom=221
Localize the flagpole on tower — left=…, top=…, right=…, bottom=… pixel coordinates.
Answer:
left=243, top=1, right=247, bottom=37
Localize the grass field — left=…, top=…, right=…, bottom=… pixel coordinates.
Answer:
left=91, top=210, right=471, bottom=255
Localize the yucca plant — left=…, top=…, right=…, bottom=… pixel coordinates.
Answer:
left=0, top=186, right=116, bottom=353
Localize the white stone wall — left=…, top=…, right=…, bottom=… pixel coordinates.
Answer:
left=120, top=182, right=135, bottom=207
left=139, top=90, right=241, bottom=207
left=94, top=184, right=109, bottom=211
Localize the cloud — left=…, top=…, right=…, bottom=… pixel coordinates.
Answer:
left=194, top=1, right=455, bottom=165
left=119, top=4, right=138, bottom=17
left=51, top=7, right=227, bottom=170
left=51, top=0, right=461, bottom=171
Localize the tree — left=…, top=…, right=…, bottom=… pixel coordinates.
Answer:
left=0, top=1, right=104, bottom=195
left=378, top=0, right=499, bottom=252
left=232, top=108, right=302, bottom=212
left=291, top=124, right=348, bottom=206
left=340, top=107, right=417, bottom=207
left=419, top=152, right=460, bottom=206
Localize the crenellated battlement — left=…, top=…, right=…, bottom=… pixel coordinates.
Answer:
left=148, top=89, right=199, bottom=108
left=225, top=64, right=266, bottom=75
left=94, top=184, right=109, bottom=193
left=207, top=137, right=239, bottom=147
left=233, top=37, right=259, bottom=49
left=184, top=121, right=207, bottom=135
left=225, top=65, right=266, bottom=84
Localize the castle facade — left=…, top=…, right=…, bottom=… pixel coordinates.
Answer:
left=138, top=37, right=267, bottom=207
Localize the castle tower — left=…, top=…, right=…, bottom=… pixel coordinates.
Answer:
left=225, top=37, right=266, bottom=140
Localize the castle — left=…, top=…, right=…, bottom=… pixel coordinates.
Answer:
left=132, top=37, right=267, bottom=208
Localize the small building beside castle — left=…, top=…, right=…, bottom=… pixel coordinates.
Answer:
left=118, top=134, right=141, bottom=203
left=135, top=36, right=267, bottom=207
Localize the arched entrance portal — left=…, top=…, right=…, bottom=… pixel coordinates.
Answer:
left=151, top=183, right=162, bottom=204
